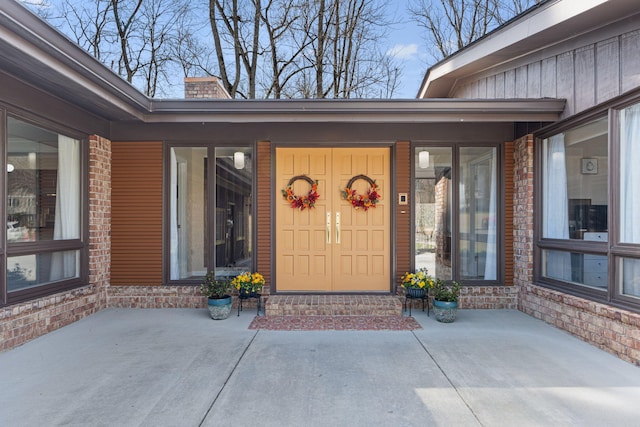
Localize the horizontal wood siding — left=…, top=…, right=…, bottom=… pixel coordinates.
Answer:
left=395, top=141, right=411, bottom=293
left=256, top=141, right=272, bottom=292
left=504, top=141, right=515, bottom=285
left=111, top=142, right=163, bottom=285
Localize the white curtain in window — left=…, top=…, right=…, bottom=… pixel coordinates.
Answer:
left=170, top=148, right=179, bottom=280
left=620, top=103, right=640, bottom=295
left=543, top=134, right=571, bottom=280
left=50, top=135, right=80, bottom=281
left=484, top=151, right=497, bottom=280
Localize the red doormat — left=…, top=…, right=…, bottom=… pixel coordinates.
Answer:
left=248, top=315, right=422, bottom=331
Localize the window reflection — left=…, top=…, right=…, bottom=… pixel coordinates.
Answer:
left=215, top=147, right=252, bottom=278
left=459, top=147, right=497, bottom=280
left=542, top=117, right=608, bottom=241
left=414, top=148, right=452, bottom=280
left=7, top=117, right=80, bottom=243
left=169, top=147, right=208, bottom=280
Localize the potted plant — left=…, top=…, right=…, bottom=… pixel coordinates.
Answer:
left=400, top=268, right=434, bottom=298
left=200, top=272, right=233, bottom=320
left=432, top=279, right=461, bottom=323
left=231, top=271, right=265, bottom=297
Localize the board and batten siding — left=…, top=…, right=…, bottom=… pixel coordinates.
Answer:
left=452, top=29, right=640, bottom=119
left=111, top=141, right=163, bottom=286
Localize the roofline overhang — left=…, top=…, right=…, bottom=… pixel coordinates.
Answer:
left=1, top=1, right=564, bottom=125
left=418, top=0, right=640, bottom=98
left=0, top=1, right=150, bottom=120
left=145, top=99, right=566, bottom=123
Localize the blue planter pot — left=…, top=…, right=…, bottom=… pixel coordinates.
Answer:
left=433, top=299, right=458, bottom=323
left=207, top=296, right=232, bottom=320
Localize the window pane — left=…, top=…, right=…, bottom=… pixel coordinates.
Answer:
left=542, top=117, right=608, bottom=241
left=7, top=250, right=80, bottom=291
left=169, top=147, right=208, bottom=280
left=7, top=117, right=81, bottom=242
left=215, top=147, right=253, bottom=278
left=414, top=147, right=452, bottom=280
left=619, top=258, right=640, bottom=298
left=459, top=147, right=497, bottom=280
left=619, top=103, right=640, bottom=244
left=542, top=249, right=607, bottom=290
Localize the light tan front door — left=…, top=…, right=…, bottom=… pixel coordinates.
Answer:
left=275, top=147, right=390, bottom=292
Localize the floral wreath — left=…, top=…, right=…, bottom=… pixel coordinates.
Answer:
left=341, top=174, right=380, bottom=211
left=281, top=175, right=319, bottom=210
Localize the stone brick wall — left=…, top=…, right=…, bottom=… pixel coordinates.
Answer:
left=459, top=286, right=518, bottom=309
left=0, top=286, right=102, bottom=352
left=0, top=134, right=112, bottom=352
left=88, top=135, right=111, bottom=303
left=519, top=283, right=640, bottom=366
left=108, top=286, right=206, bottom=308
left=513, top=135, right=534, bottom=287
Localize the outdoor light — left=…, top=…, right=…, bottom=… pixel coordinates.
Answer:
left=419, top=151, right=430, bottom=169
left=234, top=151, right=245, bottom=169
left=7, top=163, right=14, bottom=173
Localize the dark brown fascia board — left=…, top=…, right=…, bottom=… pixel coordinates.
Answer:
left=0, top=1, right=150, bottom=120
left=146, top=98, right=566, bottom=123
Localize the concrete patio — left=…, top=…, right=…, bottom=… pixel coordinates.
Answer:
left=1, top=308, right=640, bottom=426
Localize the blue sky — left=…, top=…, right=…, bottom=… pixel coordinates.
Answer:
left=22, top=0, right=429, bottom=99
left=385, top=1, right=430, bottom=98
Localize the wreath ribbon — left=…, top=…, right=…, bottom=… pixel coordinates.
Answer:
left=281, top=175, right=319, bottom=210
left=341, top=174, right=380, bottom=211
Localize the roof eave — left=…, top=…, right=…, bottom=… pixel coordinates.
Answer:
left=419, top=0, right=639, bottom=98
left=146, top=98, right=565, bottom=123
left=0, top=1, right=150, bottom=121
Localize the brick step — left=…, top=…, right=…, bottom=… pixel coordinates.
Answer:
left=264, top=295, right=403, bottom=317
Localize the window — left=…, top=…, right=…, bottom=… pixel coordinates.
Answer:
left=616, top=102, right=640, bottom=302
left=414, top=145, right=500, bottom=283
left=537, top=98, right=640, bottom=310
left=167, top=145, right=253, bottom=283
left=459, top=147, right=498, bottom=281
left=5, top=117, right=84, bottom=302
left=414, top=147, right=452, bottom=279
left=539, top=117, right=609, bottom=291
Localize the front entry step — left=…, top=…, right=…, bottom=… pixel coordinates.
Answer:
left=264, top=295, right=402, bottom=317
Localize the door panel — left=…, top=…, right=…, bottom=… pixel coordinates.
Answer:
left=275, top=147, right=390, bottom=292
left=332, top=148, right=390, bottom=291
left=276, top=148, right=332, bottom=291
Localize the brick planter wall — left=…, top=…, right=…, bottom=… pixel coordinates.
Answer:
left=108, top=286, right=206, bottom=308
left=519, top=283, right=640, bottom=366
left=0, top=286, right=103, bottom=352
left=459, top=286, right=518, bottom=309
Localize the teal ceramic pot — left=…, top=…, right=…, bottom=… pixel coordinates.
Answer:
left=207, top=296, right=232, bottom=320
left=433, top=299, right=458, bottom=323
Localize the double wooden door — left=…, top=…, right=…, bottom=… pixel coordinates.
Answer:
left=275, top=147, right=390, bottom=292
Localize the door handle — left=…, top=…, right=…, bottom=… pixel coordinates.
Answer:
left=335, top=212, right=341, bottom=244
left=326, top=212, right=331, bottom=244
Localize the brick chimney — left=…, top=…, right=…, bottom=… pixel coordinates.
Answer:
left=184, top=76, right=231, bottom=99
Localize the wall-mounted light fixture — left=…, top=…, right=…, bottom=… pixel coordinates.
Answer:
left=234, top=151, right=245, bottom=169
left=418, top=150, right=430, bottom=169
left=7, top=163, right=14, bottom=173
